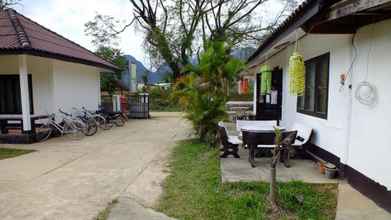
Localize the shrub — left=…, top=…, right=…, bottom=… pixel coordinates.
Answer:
left=173, top=40, right=244, bottom=145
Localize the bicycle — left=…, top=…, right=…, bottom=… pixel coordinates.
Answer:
left=97, top=107, right=127, bottom=127
left=80, top=107, right=112, bottom=130
left=61, top=108, right=97, bottom=136
left=35, top=113, right=85, bottom=142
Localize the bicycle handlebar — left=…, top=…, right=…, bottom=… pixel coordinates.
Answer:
left=58, top=108, right=72, bottom=117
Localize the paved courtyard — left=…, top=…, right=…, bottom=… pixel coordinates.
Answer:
left=0, top=112, right=190, bottom=220
left=221, top=147, right=391, bottom=220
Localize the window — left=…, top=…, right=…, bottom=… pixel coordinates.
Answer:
left=297, top=53, right=329, bottom=119
left=0, top=75, right=33, bottom=114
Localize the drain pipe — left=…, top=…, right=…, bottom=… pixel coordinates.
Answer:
left=342, top=33, right=358, bottom=176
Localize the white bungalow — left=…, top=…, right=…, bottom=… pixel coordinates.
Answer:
left=0, top=9, right=117, bottom=143
left=245, top=0, right=391, bottom=213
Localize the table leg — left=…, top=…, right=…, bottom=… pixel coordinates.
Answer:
left=248, top=144, right=256, bottom=168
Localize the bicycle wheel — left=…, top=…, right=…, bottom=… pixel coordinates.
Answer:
left=35, top=123, right=53, bottom=142
left=95, top=115, right=111, bottom=130
left=64, top=121, right=84, bottom=140
left=113, top=116, right=125, bottom=127
left=83, top=118, right=98, bottom=136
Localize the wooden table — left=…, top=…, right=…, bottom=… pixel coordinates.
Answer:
left=241, top=126, right=285, bottom=168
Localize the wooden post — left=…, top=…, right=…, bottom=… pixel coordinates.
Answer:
left=19, top=55, right=31, bottom=132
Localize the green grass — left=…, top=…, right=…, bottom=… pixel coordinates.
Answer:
left=0, top=148, right=35, bottom=160
left=96, top=199, right=118, bottom=220
left=158, top=139, right=337, bottom=220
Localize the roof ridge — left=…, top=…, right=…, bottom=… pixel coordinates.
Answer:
left=12, top=9, right=116, bottom=67
left=6, top=9, right=31, bottom=48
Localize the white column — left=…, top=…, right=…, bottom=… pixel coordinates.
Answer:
left=19, top=55, right=31, bottom=132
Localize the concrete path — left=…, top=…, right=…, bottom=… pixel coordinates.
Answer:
left=336, top=182, right=391, bottom=220
left=0, top=112, right=190, bottom=220
left=108, top=197, right=175, bottom=220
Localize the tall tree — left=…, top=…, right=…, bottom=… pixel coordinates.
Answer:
left=96, top=46, right=127, bottom=94
left=0, top=0, right=20, bottom=9
left=85, top=0, right=297, bottom=79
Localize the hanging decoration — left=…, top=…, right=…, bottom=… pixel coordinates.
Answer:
left=260, top=64, right=272, bottom=95
left=288, top=51, right=305, bottom=96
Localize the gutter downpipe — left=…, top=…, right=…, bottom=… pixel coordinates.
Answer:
left=342, top=33, right=357, bottom=174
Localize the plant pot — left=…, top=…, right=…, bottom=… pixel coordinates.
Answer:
left=318, top=162, right=326, bottom=174
left=325, top=167, right=337, bottom=179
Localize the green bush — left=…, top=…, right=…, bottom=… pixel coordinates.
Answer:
left=147, top=86, right=181, bottom=112
left=172, top=40, right=244, bottom=145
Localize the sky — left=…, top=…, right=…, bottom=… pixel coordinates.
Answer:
left=15, top=0, right=290, bottom=67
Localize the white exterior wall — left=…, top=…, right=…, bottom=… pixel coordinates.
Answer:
left=0, top=55, right=102, bottom=116
left=0, top=55, right=53, bottom=115
left=52, top=60, right=101, bottom=113
left=348, top=19, right=391, bottom=190
left=253, top=18, right=391, bottom=190
left=258, top=34, right=353, bottom=161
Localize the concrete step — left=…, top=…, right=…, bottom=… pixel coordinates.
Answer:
left=108, top=197, right=175, bottom=220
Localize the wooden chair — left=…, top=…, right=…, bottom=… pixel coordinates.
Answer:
left=218, top=122, right=241, bottom=158
left=290, top=123, right=313, bottom=148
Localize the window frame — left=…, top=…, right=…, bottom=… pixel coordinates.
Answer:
left=297, top=53, right=330, bottom=119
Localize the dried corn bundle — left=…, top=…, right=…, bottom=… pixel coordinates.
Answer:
left=288, top=52, right=305, bottom=96
left=260, top=64, right=272, bottom=95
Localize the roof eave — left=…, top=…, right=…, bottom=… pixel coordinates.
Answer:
left=247, top=0, right=327, bottom=63
left=0, top=48, right=119, bottom=72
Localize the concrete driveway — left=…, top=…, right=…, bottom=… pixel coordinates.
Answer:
left=0, top=112, right=190, bottom=220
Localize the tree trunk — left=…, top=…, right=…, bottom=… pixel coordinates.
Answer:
left=269, top=149, right=280, bottom=212
left=270, top=165, right=278, bottom=209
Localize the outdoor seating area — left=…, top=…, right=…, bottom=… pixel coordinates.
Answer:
left=219, top=120, right=313, bottom=165
left=218, top=119, right=338, bottom=183
left=220, top=148, right=339, bottom=184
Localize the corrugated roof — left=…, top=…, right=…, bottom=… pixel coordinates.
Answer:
left=0, top=9, right=118, bottom=71
left=248, top=0, right=338, bottom=62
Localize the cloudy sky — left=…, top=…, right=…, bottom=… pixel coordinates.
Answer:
left=15, top=0, right=290, bottom=67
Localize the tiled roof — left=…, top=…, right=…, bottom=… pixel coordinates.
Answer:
left=0, top=9, right=118, bottom=71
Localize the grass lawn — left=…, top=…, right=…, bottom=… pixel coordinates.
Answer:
left=158, top=139, right=338, bottom=220
left=0, top=148, right=35, bottom=160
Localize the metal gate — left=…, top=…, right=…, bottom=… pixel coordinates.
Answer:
left=128, top=93, right=150, bottom=119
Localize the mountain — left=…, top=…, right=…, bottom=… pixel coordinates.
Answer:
left=231, top=47, right=256, bottom=61
left=121, top=47, right=255, bottom=87
left=121, top=54, right=171, bottom=86
left=148, top=64, right=172, bottom=83
left=121, top=55, right=151, bottom=88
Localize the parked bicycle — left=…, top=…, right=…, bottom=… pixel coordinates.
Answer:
left=80, top=107, right=112, bottom=130
left=35, top=113, right=86, bottom=142
left=68, top=108, right=98, bottom=136
left=97, top=107, right=127, bottom=127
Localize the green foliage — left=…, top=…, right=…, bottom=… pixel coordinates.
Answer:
left=173, top=40, right=244, bottom=144
left=147, top=86, right=181, bottom=112
left=158, top=139, right=338, bottom=220
left=0, top=0, right=20, bottom=9
left=96, top=46, right=127, bottom=94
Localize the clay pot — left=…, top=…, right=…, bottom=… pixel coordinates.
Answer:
left=318, top=162, right=326, bottom=174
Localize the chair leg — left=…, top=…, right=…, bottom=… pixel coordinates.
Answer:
left=220, top=143, right=240, bottom=158
left=233, top=144, right=240, bottom=158
left=282, top=147, right=291, bottom=168
left=248, top=144, right=256, bottom=168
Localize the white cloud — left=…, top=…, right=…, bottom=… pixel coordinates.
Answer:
left=17, top=0, right=147, bottom=64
